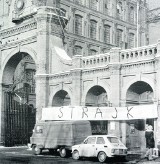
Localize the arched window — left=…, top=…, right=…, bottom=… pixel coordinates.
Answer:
left=89, top=49, right=97, bottom=56
left=75, top=14, right=83, bottom=35
left=104, top=25, right=110, bottom=44
left=129, top=6, right=134, bottom=23
left=90, top=20, right=97, bottom=39
left=91, top=0, right=98, bottom=11
left=117, top=29, right=123, bottom=48
left=74, top=46, right=82, bottom=55
left=129, top=33, right=134, bottom=48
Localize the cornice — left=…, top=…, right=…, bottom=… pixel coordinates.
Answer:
left=1, top=35, right=37, bottom=50
left=0, top=20, right=37, bottom=39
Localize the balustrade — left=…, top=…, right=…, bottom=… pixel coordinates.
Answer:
left=82, top=53, right=110, bottom=68
left=120, top=44, right=157, bottom=63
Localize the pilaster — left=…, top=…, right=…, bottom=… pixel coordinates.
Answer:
left=71, top=55, right=82, bottom=106
left=108, top=47, right=121, bottom=137
left=154, top=39, right=160, bottom=148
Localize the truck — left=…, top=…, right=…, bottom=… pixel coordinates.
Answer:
left=30, top=120, right=92, bottom=157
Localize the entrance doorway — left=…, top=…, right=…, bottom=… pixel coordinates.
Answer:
left=85, top=85, right=108, bottom=135
left=126, top=81, right=154, bottom=151
left=2, top=54, right=36, bottom=146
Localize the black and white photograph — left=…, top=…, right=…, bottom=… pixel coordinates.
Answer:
left=0, top=0, right=160, bottom=163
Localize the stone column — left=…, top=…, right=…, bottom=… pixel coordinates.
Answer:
left=108, top=48, right=121, bottom=137
left=71, top=55, right=82, bottom=106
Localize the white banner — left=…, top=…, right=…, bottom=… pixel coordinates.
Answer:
left=41, top=104, right=158, bottom=121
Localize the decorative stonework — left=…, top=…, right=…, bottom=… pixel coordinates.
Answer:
left=1, top=36, right=37, bottom=50
left=14, top=0, right=26, bottom=12
left=0, top=21, right=37, bottom=39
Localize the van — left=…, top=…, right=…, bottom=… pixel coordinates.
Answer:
left=30, top=120, right=92, bottom=157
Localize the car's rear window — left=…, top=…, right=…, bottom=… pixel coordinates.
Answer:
left=107, top=137, right=119, bottom=143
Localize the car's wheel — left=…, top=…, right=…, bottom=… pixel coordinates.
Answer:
left=59, top=147, right=67, bottom=158
left=72, top=150, right=80, bottom=160
left=32, top=145, right=42, bottom=155
left=98, top=151, right=107, bottom=163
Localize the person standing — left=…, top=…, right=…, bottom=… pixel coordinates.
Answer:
left=145, top=125, right=155, bottom=160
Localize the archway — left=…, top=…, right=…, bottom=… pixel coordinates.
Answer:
left=85, top=85, right=108, bottom=107
left=2, top=52, right=36, bottom=146
left=52, top=90, right=71, bottom=106
left=125, top=81, right=154, bottom=151
left=126, top=81, right=153, bottom=106
left=85, top=85, right=108, bottom=135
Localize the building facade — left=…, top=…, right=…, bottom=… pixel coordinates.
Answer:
left=60, top=0, right=148, bottom=57
left=0, top=0, right=160, bottom=154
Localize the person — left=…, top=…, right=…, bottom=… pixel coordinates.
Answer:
left=144, top=125, right=155, bottom=160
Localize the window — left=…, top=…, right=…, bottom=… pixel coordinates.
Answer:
left=107, top=137, right=119, bottom=143
left=117, top=1, right=123, bottom=19
left=91, top=0, right=98, bottom=11
left=129, top=33, right=134, bottom=48
left=75, top=0, right=83, bottom=5
left=75, top=14, right=82, bottom=35
left=129, top=6, right=134, bottom=23
left=90, top=20, right=97, bottom=39
left=104, top=0, right=110, bottom=15
left=84, top=137, right=96, bottom=144
left=97, top=137, right=105, bottom=144
left=74, top=46, right=82, bottom=55
left=104, top=25, right=110, bottom=44
left=89, top=49, right=97, bottom=56
left=117, top=29, right=123, bottom=48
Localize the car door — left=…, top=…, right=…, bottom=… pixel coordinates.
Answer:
left=96, top=137, right=106, bottom=155
left=81, top=136, right=96, bottom=157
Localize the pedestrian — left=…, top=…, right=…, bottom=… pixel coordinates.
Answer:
left=144, top=125, right=155, bottom=160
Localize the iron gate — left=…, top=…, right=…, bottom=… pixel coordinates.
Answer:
left=4, top=91, right=36, bottom=147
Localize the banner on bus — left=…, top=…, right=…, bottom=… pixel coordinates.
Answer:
left=41, top=104, right=158, bottom=121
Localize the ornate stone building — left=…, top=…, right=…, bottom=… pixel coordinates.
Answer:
left=0, top=0, right=160, bottom=154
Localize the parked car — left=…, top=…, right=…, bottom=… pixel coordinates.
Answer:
left=30, top=120, right=92, bottom=157
left=72, top=135, right=127, bottom=163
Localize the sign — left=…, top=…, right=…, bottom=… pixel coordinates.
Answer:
left=41, top=104, right=158, bottom=121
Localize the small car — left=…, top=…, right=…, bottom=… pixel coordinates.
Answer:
left=72, top=135, right=127, bottom=163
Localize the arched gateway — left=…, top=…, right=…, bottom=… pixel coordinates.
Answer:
left=125, top=81, right=154, bottom=151
left=2, top=52, right=36, bottom=146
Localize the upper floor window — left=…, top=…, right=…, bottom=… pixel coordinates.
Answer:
left=104, top=25, right=110, bottom=44
left=117, top=29, right=123, bottom=48
left=91, top=0, right=98, bottom=11
left=75, top=14, right=83, bottom=35
left=74, top=46, right=82, bottom=55
left=75, top=0, right=83, bottom=5
left=129, top=6, right=135, bottom=23
left=117, top=1, right=123, bottom=19
left=89, top=49, right=97, bottom=56
left=129, top=33, right=134, bottom=48
left=104, top=0, right=110, bottom=15
left=90, top=20, right=97, bottom=40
